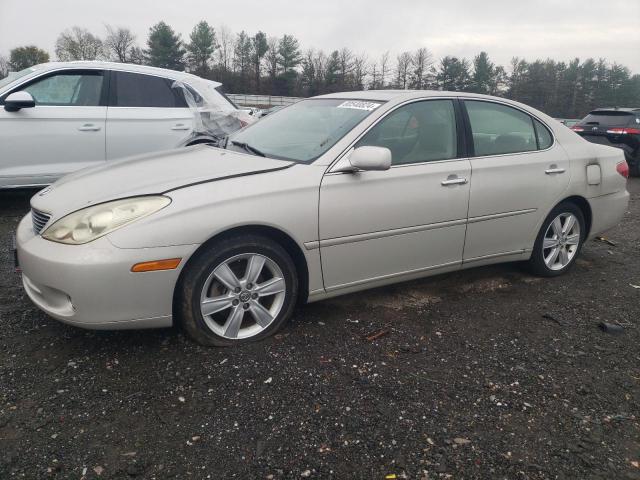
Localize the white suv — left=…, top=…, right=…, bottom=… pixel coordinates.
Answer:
left=0, top=61, right=250, bottom=189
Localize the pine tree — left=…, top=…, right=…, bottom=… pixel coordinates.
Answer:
left=251, top=32, right=268, bottom=92
left=186, top=21, right=217, bottom=76
left=277, top=35, right=302, bottom=72
left=436, top=56, right=470, bottom=91
left=145, top=22, right=185, bottom=71
left=471, top=52, right=495, bottom=94
left=233, top=31, right=253, bottom=91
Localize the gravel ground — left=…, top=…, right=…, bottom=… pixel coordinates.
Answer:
left=1, top=180, right=639, bottom=480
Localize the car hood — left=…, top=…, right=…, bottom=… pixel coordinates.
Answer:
left=30, top=146, right=293, bottom=216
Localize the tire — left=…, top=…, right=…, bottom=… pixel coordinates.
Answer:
left=177, top=235, right=298, bottom=346
left=528, top=201, right=586, bottom=277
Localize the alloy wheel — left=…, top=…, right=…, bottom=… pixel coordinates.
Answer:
left=542, top=213, right=581, bottom=271
left=199, top=253, right=286, bottom=339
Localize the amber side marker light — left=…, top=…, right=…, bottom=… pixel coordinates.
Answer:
left=131, top=258, right=182, bottom=272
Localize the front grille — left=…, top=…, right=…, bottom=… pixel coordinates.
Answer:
left=31, top=209, right=51, bottom=235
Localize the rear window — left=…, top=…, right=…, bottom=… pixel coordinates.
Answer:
left=580, top=111, right=635, bottom=128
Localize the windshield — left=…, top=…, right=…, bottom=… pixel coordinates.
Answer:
left=0, top=66, right=39, bottom=90
left=227, top=98, right=384, bottom=162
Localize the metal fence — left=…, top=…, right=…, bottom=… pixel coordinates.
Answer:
left=227, top=94, right=303, bottom=108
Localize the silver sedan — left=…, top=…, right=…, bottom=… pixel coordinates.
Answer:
left=16, top=91, right=629, bottom=346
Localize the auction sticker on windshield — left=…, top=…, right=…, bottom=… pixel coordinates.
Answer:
left=337, top=100, right=382, bottom=111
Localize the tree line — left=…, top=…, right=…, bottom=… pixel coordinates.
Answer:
left=1, top=21, right=639, bottom=118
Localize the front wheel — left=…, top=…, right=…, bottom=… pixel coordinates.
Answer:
left=177, top=235, right=298, bottom=346
left=528, top=202, right=585, bottom=277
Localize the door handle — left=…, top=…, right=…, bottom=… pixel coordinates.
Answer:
left=171, top=123, right=190, bottom=131
left=545, top=167, right=566, bottom=174
left=441, top=176, right=468, bottom=186
left=78, top=123, right=101, bottom=131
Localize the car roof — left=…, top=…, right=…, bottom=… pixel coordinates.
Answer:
left=313, top=89, right=514, bottom=102
left=31, top=61, right=214, bottom=84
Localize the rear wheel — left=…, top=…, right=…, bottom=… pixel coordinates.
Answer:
left=528, top=202, right=585, bottom=277
left=178, top=235, right=298, bottom=346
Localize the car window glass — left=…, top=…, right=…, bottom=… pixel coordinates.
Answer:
left=184, top=85, right=203, bottom=106
left=0, top=66, right=38, bottom=90
left=466, top=101, right=537, bottom=156
left=229, top=98, right=380, bottom=162
left=356, top=100, right=457, bottom=165
left=23, top=73, right=103, bottom=106
left=534, top=119, right=553, bottom=149
left=114, top=72, right=187, bottom=108
left=580, top=111, right=634, bottom=128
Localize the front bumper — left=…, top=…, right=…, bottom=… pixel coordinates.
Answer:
left=16, top=213, right=198, bottom=330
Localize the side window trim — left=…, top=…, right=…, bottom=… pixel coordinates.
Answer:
left=101, top=70, right=111, bottom=107
left=532, top=116, right=540, bottom=150
left=533, top=118, right=554, bottom=150
left=0, top=69, right=107, bottom=106
left=453, top=98, right=470, bottom=158
left=460, top=98, right=555, bottom=158
left=108, top=70, right=118, bottom=107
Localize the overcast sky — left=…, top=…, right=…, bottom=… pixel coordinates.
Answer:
left=1, top=0, right=638, bottom=72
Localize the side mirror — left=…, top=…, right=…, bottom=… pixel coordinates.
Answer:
left=4, top=91, right=36, bottom=112
left=345, top=146, right=392, bottom=172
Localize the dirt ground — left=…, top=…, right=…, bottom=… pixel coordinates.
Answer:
left=1, top=180, right=639, bottom=480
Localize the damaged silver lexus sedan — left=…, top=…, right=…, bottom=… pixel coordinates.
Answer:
left=16, top=91, right=629, bottom=346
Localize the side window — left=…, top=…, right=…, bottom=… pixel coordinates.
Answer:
left=23, top=72, right=104, bottom=106
left=534, top=119, right=553, bottom=149
left=356, top=100, right=457, bottom=165
left=465, top=101, right=537, bottom=156
left=113, top=72, right=187, bottom=108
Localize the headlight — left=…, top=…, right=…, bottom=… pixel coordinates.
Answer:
left=42, top=196, right=171, bottom=245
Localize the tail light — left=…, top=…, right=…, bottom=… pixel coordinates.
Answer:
left=616, top=161, right=629, bottom=178
left=239, top=120, right=248, bottom=128
left=571, top=126, right=585, bottom=132
left=606, top=127, right=640, bottom=135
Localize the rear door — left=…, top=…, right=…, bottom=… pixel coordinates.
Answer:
left=106, top=71, right=195, bottom=160
left=461, top=99, right=570, bottom=262
left=0, top=69, right=106, bottom=186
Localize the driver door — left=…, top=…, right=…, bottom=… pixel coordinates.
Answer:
left=319, top=99, right=471, bottom=292
left=0, top=69, right=107, bottom=187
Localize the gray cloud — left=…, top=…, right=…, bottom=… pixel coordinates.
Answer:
left=1, top=0, right=638, bottom=72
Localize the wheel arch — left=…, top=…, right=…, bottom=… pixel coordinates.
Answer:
left=172, top=224, right=310, bottom=323
left=558, top=195, right=592, bottom=238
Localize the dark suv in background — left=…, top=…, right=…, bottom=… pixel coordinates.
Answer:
left=572, top=108, right=640, bottom=176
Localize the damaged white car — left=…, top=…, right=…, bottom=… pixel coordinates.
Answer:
left=0, top=61, right=253, bottom=189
